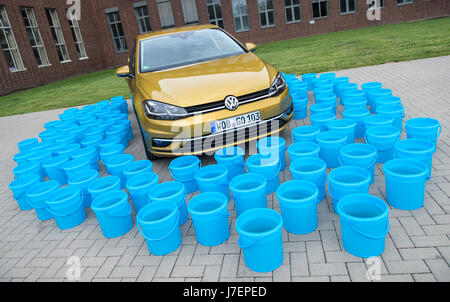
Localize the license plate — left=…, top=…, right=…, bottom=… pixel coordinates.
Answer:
left=211, top=111, right=261, bottom=134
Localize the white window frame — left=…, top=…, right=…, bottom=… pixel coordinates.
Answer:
left=181, top=0, right=199, bottom=25
left=285, top=0, right=302, bottom=24
left=231, top=0, right=250, bottom=33
left=21, top=6, right=50, bottom=67
left=397, top=0, right=414, bottom=5
left=258, top=0, right=276, bottom=28
left=206, top=0, right=224, bottom=28
left=134, top=2, right=152, bottom=34
left=156, top=0, right=175, bottom=29
left=0, top=5, right=25, bottom=72
left=339, top=0, right=356, bottom=14
left=46, top=8, right=70, bottom=63
left=105, top=8, right=128, bottom=53
left=68, top=14, right=88, bottom=60
left=368, top=0, right=385, bottom=9
left=311, top=0, right=328, bottom=19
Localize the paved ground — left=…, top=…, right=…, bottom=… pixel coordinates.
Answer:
left=0, top=56, right=449, bottom=282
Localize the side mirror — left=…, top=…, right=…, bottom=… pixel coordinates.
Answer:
left=116, top=65, right=132, bottom=78
left=245, top=42, right=257, bottom=52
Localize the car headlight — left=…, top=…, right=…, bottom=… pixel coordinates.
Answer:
left=268, top=73, right=287, bottom=97
left=143, top=100, right=189, bottom=120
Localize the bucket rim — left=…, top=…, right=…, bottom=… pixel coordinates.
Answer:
left=247, top=153, right=280, bottom=167
left=187, top=192, right=228, bottom=217
left=340, top=143, right=378, bottom=158
left=363, top=114, right=394, bottom=125
left=326, top=119, right=357, bottom=129
left=123, top=160, right=152, bottom=175
left=290, top=157, right=326, bottom=175
left=137, top=200, right=178, bottom=226
left=9, top=173, right=40, bottom=190
left=405, top=117, right=440, bottom=129
left=13, top=160, right=41, bottom=174
left=368, top=88, right=392, bottom=96
left=100, top=144, right=124, bottom=155
left=81, top=134, right=103, bottom=144
left=27, top=180, right=60, bottom=199
left=310, top=112, right=336, bottom=122
left=194, top=164, right=228, bottom=181
left=148, top=181, right=185, bottom=201
left=365, top=125, right=400, bottom=139
left=395, top=138, right=435, bottom=154
left=89, top=175, right=121, bottom=192
left=126, top=172, right=159, bottom=191
left=230, top=173, right=266, bottom=193
left=46, top=185, right=81, bottom=207
left=106, top=154, right=135, bottom=168
left=361, top=82, right=382, bottom=89
left=288, top=142, right=320, bottom=155
left=169, top=155, right=200, bottom=170
left=310, top=103, right=333, bottom=111
left=376, top=105, right=404, bottom=115
left=235, top=208, right=283, bottom=238
left=343, top=108, right=370, bottom=118
left=292, top=125, right=321, bottom=135
left=257, top=136, right=286, bottom=150
left=28, top=150, right=52, bottom=161
left=214, top=146, right=244, bottom=158
left=71, top=146, right=96, bottom=158
left=329, top=166, right=371, bottom=186
left=62, top=157, right=90, bottom=171
left=91, top=190, right=128, bottom=212
left=68, top=169, right=99, bottom=186
left=383, top=158, right=428, bottom=178
left=316, top=131, right=348, bottom=143
left=276, top=179, right=319, bottom=204
left=337, top=193, right=389, bottom=222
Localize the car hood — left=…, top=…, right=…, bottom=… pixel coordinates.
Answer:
left=136, top=52, right=277, bottom=107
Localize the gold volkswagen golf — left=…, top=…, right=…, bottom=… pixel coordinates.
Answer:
left=116, top=24, right=292, bottom=159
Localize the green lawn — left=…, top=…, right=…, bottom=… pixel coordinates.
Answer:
left=1, top=17, right=449, bottom=117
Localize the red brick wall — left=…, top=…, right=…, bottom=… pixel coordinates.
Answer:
left=0, top=0, right=449, bottom=96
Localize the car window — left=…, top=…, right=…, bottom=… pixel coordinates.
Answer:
left=139, top=28, right=246, bottom=72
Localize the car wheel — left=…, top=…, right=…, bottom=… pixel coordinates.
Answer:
left=131, top=98, right=156, bottom=161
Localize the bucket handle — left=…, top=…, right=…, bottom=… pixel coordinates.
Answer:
left=437, top=125, right=442, bottom=138
left=338, top=153, right=377, bottom=170
left=364, top=133, right=400, bottom=151
left=346, top=218, right=390, bottom=239
left=103, top=202, right=132, bottom=218
left=46, top=200, right=84, bottom=217
left=136, top=213, right=180, bottom=242
left=192, top=210, right=230, bottom=221
left=238, top=236, right=261, bottom=249
left=168, top=161, right=201, bottom=182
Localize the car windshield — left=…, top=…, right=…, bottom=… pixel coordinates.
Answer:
left=139, top=28, right=246, bottom=72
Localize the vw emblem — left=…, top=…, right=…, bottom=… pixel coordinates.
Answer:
left=224, top=95, right=239, bottom=111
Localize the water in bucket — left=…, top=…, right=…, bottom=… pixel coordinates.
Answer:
left=289, top=157, right=327, bottom=202
left=395, top=138, right=434, bottom=180
left=310, top=112, right=336, bottom=132
left=194, top=164, right=230, bottom=199
left=383, top=158, right=428, bottom=210
left=26, top=180, right=60, bottom=220
left=326, top=119, right=357, bottom=144
left=339, top=143, right=377, bottom=184
left=126, top=172, right=159, bottom=213
left=148, top=181, right=188, bottom=226
left=214, top=146, right=245, bottom=182
left=9, top=174, right=40, bottom=210
left=291, top=125, right=320, bottom=143
left=67, top=169, right=100, bottom=208
left=337, top=194, right=389, bottom=257
left=316, top=131, right=348, bottom=168
left=257, top=136, right=287, bottom=171
left=328, top=166, right=371, bottom=212
left=137, top=201, right=182, bottom=255
left=236, top=208, right=283, bottom=272
left=91, top=190, right=133, bottom=238
left=188, top=192, right=230, bottom=246
left=169, top=155, right=200, bottom=194
left=365, top=126, right=400, bottom=164
left=405, top=117, right=441, bottom=151
left=46, top=186, right=86, bottom=230
left=230, top=173, right=267, bottom=216
left=277, top=180, right=318, bottom=234
left=123, top=160, right=153, bottom=181
left=342, top=107, right=370, bottom=139
left=376, top=105, right=405, bottom=131
left=245, top=154, right=280, bottom=194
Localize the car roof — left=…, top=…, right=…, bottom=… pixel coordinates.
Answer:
left=136, top=24, right=219, bottom=42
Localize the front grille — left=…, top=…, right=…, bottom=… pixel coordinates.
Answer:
left=184, top=88, right=270, bottom=115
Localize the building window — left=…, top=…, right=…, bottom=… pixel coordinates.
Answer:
left=397, top=0, right=414, bottom=5
left=68, top=14, right=88, bottom=59
left=285, top=0, right=301, bottom=24
left=156, top=0, right=175, bottom=28
left=311, top=0, right=328, bottom=19
left=21, top=7, right=50, bottom=67
left=340, top=0, right=356, bottom=14
left=106, top=8, right=127, bottom=53
left=258, top=0, right=275, bottom=28
left=45, top=8, right=70, bottom=62
left=0, top=6, right=25, bottom=72
left=206, top=0, right=224, bottom=28
left=134, top=2, right=152, bottom=34
left=368, top=0, right=385, bottom=8
left=181, top=0, right=199, bottom=25
left=232, top=0, right=249, bottom=32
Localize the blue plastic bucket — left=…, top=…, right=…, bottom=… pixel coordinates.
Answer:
left=44, top=120, right=63, bottom=130
left=291, top=125, right=320, bottom=143
left=376, top=105, right=405, bottom=131
left=105, top=153, right=135, bottom=188
left=188, top=192, right=230, bottom=246
left=46, top=186, right=86, bottom=230
left=343, top=96, right=367, bottom=110
left=39, top=130, right=62, bottom=142
left=361, top=82, right=382, bottom=92
left=302, top=73, right=317, bottom=90
left=14, top=149, right=37, bottom=165
left=68, top=126, right=88, bottom=144
left=395, top=138, right=434, bottom=180
left=363, top=115, right=394, bottom=131
left=342, top=107, right=370, bottom=139
left=326, top=119, right=356, bottom=144
left=91, top=190, right=133, bottom=238
left=46, top=141, right=70, bottom=157
left=84, top=126, right=106, bottom=139
left=27, top=150, right=52, bottom=178
left=68, top=169, right=99, bottom=208
left=367, top=88, right=392, bottom=113
left=289, top=157, right=327, bottom=202
left=26, top=180, right=60, bottom=220
left=287, top=142, right=320, bottom=163
left=230, top=173, right=267, bottom=216
left=310, top=103, right=333, bottom=116
left=257, top=136, right=287, bottom=171
left=245, top=154, right=280, bottom=194
left=29, top=141, right=53, bottom=152
left=236, top=208, right=283, bottom=272
left=54, top=133, right=77, bottom=146
left=9, top=174, right=40, bottom=210
left=71, top=146, right=99, bottom=171
left=375, top=95, right=401, bottom=108
left=332, top=77, right=350, bottom=93
left=336, top=82, right=358, bottom=99
left=169, top=155, right=200, bottom=194
left=314, top=86, right=334, bottom=97
left=111, top=96, right=128, bottom=114
left=316, top=131, right=348, bottom=168
left=115, top=119, right=133, bottom=141
left=405, top=117, right=441, bottom=151
left=56, top=143, right=81, bottom=158
left=81, top=134, right=103, bottom=151
left=62, top=157, right=91, bottom=180
left=383, top=159, right=428, bottom=210
left=194, top=164, right=230, bottom=199
left=339, top=143, right=378, bottom=184
left=137, top=201, right=182, bottom=255
left=100, top=144, right=124, bottom=166
left=106, top=125, right=128, bottom=148
left=148, top=181, right=188, bottom=226
left=290, top=88, right=307, bottom=100
left=13, top=160, right=44, bottom=181
left=293, top=96, right=308, bottom=119
left=126, top=172, right=159, bottom=213
left=99, top=136, right=123, bottom=150
left=312, top=78, right=331, bottom=90
left=336, top=194, right=389, bottom=257
left=88, top=175, right=121, bottom=201
left=329, top=166, right=371, bottom=212
left=42, top=155, right=70, bottom=184
left=123, top=160, right=153, bottom=180
left=342, top=89, right=366, bottom=105
left=214, top=147, right=245, bottom=182
left=277, top=180, right=318, bottom=234
left=315, top=93, right=337, bottom=114
left=18, top=138, right=39, bottom=152
left=310, top=112, right=336, bottom=132
left=365, top=126, right=401, bottom=163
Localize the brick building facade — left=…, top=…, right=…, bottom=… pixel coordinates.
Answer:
left=0, top=0, right=448, bottom=95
